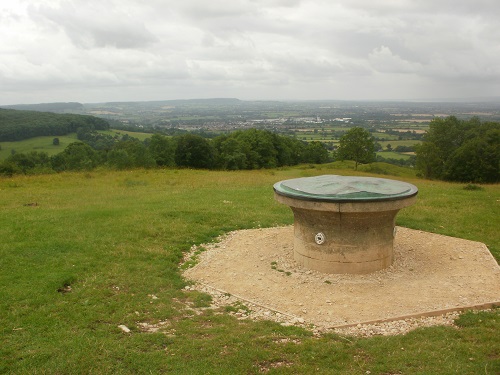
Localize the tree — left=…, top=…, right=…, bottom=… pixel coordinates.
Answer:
left=395, top=145, right=414, bottom=152
left=303, top=141, right=329, bottom=164
left=415, top=116, right=465, bottom=179
left=0, top=161, right=17, bottom=176
left=174, top=134, right=214, bottom=169
left=0, top=109, right=109, bottom=142
left=5, top=151, right=51, bottom=174
left=111, top=140, right=156, bottom=169
left=232, top=129, right=278, bottom=169
left=273, top=134, right=306, bottom=166
left=212, top=135, right=248, bottom=170
left=415, top=142, right=442, bottom=179
left=149, top=134, right=175, bottom=167
left=416, top=116, right=500, bottom=182
left=444, top=135, right=498, bottom=183
left=337, top=127, right=376, bottom=170
left=106, top=149, right=133, bottom=170
left=211, top=130, right=308, bottom=170
left=51, top=142, right=99, bottom=172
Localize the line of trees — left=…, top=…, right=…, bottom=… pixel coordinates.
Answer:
left=0, top=129, right=330, bottom=176
left=416, top=116, right=499, bottom=183
left=0, top=109, right=109, bottom=141
left=3, top=113, right=497, bottom=182
left=334, top=121, right=499, bottom=182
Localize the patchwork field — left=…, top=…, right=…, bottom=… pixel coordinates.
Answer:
left=0, top=130, right=154, bottom=161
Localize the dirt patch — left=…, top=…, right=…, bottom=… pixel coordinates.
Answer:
left=183, top=226, right=500, bottom=336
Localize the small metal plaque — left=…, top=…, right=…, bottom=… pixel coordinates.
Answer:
left=315, top=232, right=326, bottom=245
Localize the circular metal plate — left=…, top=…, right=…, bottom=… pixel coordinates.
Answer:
left=274, top=175, right=418, bottom=202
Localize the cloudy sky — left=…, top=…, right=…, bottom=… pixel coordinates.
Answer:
left=1, top=0, right=499, bottom=105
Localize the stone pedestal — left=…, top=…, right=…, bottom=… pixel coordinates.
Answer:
left=274, top=175, right=418, bottom=274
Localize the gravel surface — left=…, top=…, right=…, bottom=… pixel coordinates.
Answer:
left=183, top=226, right=500, bottom=336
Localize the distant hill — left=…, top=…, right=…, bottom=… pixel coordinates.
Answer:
left=0, top=108, right=109, bottom=142
left=101, top=98, right=242, bottom=106
left=0, top=102, right=85, bottom=113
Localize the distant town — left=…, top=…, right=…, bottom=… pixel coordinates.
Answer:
left=3, top=98, right=500, bottom=132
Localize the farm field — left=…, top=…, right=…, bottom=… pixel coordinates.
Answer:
left=370, top=132, right=401, bottom=140
left=0, top=134, right=78, bottom=160
left=378, top=140, right=422, bottom=148
left=97, top=129, right=154, bottom=141
left=1, top=165, right=498, bottom=374
left=376, top=151, right=412, bottom=160
left=0, top=130, right=154, bottom=161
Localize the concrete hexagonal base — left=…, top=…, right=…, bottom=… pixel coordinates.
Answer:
left=184, top=226, right=500, bottom=329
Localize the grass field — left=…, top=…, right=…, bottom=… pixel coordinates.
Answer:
left=370, top=132, right=400, bottom=141
left=97, top=129, right=154, bottom=141
left=376, top=151, right=412, bottom=160
left=1, top=165, right=499, bottom=374
left=0, top=134, right=79, bottom=160
left=378, top=140, right=422, bottom=148
left=0, top=130, right=154, bottom=161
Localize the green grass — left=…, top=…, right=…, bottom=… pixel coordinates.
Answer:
left=371, top=132, right=400, bottom=140
left=0, top=166, right=498, bottom=374
left=399, top=179, right=500, bottom=257
left=0, top=129, right=153, bottom=160
left=0, top=134, right=79, bottom=160
left=378, top=139, right=422, bottom=148
left=392, top=123, right=430, bottom=129
left=97, top=129, right=155, bottom=141
left=376, top=151, right=412, bottom=160
left=356, top=162, right=418, bottom=178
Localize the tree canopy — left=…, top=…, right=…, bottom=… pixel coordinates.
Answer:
left=175, top=134, right=215, bottom=169
left=51, top=142, right=100, bottom=172
left=0, top=127, right=332, bottom=176
left=416, top=116, right=500, bottom=183
left=336, top=127, right=376, bottom=169
left=0, top=109, right=109, bottom=141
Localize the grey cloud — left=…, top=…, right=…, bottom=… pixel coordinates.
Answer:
left=174, top=0, right=302, bottom=20
left=0, top=8, right=21, bottom=23
left=345, top=0, right=500, bottom=16
left=197, top=35, right=257, bottom=61
left=30, top=1, right=158, bottom=49
left=368, top=46, right=421, bottom=74
left=250, top=0, right=303, bottom=7
left=1, top=0, right=499, bottom=104
left=175, top=0, right=259, bottom=21
left=416, top=0, right=500, bottom=16
left=267, top=54, right=370, bottom=81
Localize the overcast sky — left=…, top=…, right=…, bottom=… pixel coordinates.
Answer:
left=1, top=0, right=500, bottom=105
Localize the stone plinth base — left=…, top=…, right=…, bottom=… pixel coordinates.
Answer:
left=275, top=194, right=417, bottom=274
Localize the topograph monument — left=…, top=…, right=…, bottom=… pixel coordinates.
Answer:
left=274, top=175, right=418, bottom=274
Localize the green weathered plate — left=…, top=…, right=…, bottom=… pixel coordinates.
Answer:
left=274, top=175, right=418, bottom=202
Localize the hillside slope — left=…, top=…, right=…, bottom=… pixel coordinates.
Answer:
left=0, top=108, right=109, bottom=141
